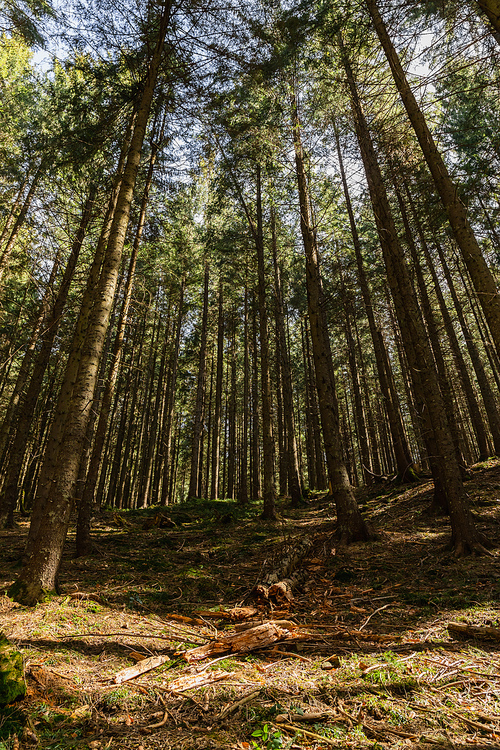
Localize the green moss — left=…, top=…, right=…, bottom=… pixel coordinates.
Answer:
left=0, top=632, right=26, bottom=706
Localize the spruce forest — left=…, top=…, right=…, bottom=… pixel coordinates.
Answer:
left=1, top=0, right=500, bottom=748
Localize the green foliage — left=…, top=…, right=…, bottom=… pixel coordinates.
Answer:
left=251, top=723, right=284, bottom=749
left=0, top=0, right=55, bottom=47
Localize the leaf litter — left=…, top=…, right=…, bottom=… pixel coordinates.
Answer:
left=1, top=459, right=500, bottom=749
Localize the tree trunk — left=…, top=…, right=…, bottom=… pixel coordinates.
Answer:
left=158, top=281, right=184, bottom=506
left=76, top=145, right=158, bottom=552
left=334, top=127, right=414, bottom=480
left=8, top=2, right=173, bottom=605
left=365, top=0, right=500, bottom=358
left=239, top=285, right=250, bottom=504
left=0, top=248, right=62, bottom=463
left=250, top=294, right=261, bottom=501
left=392, top=176, right=468, bottom=474
left=341, top=36, right=485, bottom=554
left=0, top=188, right=95, bottom=529
left=290, top=88, right=370, bottom=543
left=476, top=0, right=500, bottom=37
left=406, top=189, right=492, bottom=460
left=210, top=281, right=224, bottom=500
left=271, top=207, right=303, bottom=506
left=188, top=262, right=209, bottom=499
left=254, top=165, right=277, bottom=520
left=25, top=107, right=136, bottom=546
left=436, top=242, right=500, bottom=455
left=301, top=320, right=317, bottom=490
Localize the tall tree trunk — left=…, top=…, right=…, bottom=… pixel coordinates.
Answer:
left=290, top=88, right=370, bottom=542
left=341, top=36, right=485, bottom=554
left=365, top=0, right=500, bottom=357
left=301, top=320, right=317, bottom=490
left=158, top=281, right=184, bottom=506
left=0, top=188, right=95, bottom=528
left=250, top=294, right=261, bottom=501
left=405, top=188, right=492, bottom=459
left=254, top=165, right=277, bottom=520
left=392, top=176, right=469, bottom=474
left=25, top=108, right=136, bottom=547
left=334, top=127, right=414, bottom=480
left=210, top=282, right=224, bottom=500
left=76, top=142, right=159, bottom=552
left=238, top=286, right=250, bottom=504
left=0, top=171, right=30, bottom=248
left=271, top=207, right=303, bottom=505
left=8, top=1, right=173, bottom=605
left=476, top=0, right=500, bottom=38
left=0, top=249, right=62, bottom=463
left=188, top=262, right=209, bottom=499
left=436, top=242, right=500, bottom=454
left=342, top=289, right=372, bottom=485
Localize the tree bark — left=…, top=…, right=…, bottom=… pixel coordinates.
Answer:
left=341, top=36, right=485, bottom=553
left=188, top=262, right=210, bottom=499
left=0, top=162, right=44, bottom=286
left=0, top=188, right=95, bottom=528
left=436, top=242, right=500, bottom=455
left=271, top=207, right=303, bottom=506
left=290, top=88, right=370, bottom=543
left=76, top=144, right=159, bottom=552
left=25, top=107, right=136, bottom=547
left=365, top=0, right=500, bottom=358
left=334, top=127, right=414, bottom=481
left=254, top=165, right=277, bottom=520
left=238, top=285, right=250, bottom=504
left=210, top=281, right=224, bottom=500
left=250, top=294, right=261, bottom=501
left=8, top=1, right=173, bottom=605
left=405, top=188, right=492, bottom=460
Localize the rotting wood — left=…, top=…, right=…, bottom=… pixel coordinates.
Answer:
left=114, top=655, right=170, bottom=684
left=448, top=622, right=500, bottom=640
left=252, top=536, right=315, bottom=604
left=254, top=571, right=308, bottom=605
left=181, top=622, right=292, bottom=663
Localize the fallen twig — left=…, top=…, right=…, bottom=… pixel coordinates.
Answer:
left=359, top=603, right=393, bottom=631
left=219, top=688, right=261, bottom=718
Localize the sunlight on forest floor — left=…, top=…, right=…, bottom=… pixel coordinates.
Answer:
left=1, top=460, right=500, bottom=749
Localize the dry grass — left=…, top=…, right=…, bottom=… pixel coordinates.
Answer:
left=1, top=459, right=500, bottom=749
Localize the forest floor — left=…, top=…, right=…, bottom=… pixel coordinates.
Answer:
left=1, top=460, right=500, bottom=750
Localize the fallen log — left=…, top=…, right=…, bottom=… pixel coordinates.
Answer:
left=181, top=622, right=289, bottom=663
left=252, top=535, right=316, bottom=605
left=260, top=537, right=315, bottom=588
left=448, top=622, right=500, bottom=641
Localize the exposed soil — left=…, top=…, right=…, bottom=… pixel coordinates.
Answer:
left=1, top=459, right=500, bottom=749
